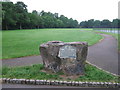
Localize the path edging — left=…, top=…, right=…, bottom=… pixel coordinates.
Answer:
left=1, top=78, right=119, bottom=88
left=86, top=61, right=119, bottom=77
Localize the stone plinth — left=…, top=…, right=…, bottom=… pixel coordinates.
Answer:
left=40, top=41, right=88, bottom=75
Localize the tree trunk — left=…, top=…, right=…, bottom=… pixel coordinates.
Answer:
left=37, top=25, right=39, bottom=29
left=6, top=24, right=8, bottom=30
left=20, top=23, right=22, bottom=29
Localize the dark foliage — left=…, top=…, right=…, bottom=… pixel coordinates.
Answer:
left=79, top=19, right=120, bottom=28
left=2, top=2, right=119, bottom=30
left=2, top=2, right=79, bottom=30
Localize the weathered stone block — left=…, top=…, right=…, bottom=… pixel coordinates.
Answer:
left=36, top=80, right=40, bottom=85
left=29, top=79, right=35, bottom=84
left=25, top=79, right=30, bottom=84
left=40, top=41, right=88, bottom=75
left=46, top=80, right=50, bottom=85
left=75, top=81, right=79, bottom=86
left=6, top=78, right=10, bottom=83
left=12, top=79, right=17, bottom=84
left=38, top=80, right=44, bottom=85
left=50, top=80, right=55, bottom=85
left=2, top=78, right=6, bottom=83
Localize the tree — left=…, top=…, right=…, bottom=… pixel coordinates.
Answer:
left=112, top=19, right=120, bottom=28
left=74, top=20, right=79, bottom=28
left=32, top=10, right=38, bottom=15
left=2, top=2, right=79, bottom=30
left=67, top=18, right=78, bottom=28
left=42, top=16, right=55, bottom=28
left=2, top=2, right=16, bottom=30
left=14, top=1, right=28, bottom=29
left=54, top=13, right=58, bottom=19
left=79, top=21, right=88, bottom=28
left=55, top=19, right=64, bottom=28
left=29, top=11, right=45, bottom=29
left=59, top=15, right=69, bottom=27
left=0, top=3, right=2, bottom=30
left=87, top=19, right=94, bottom=28
left=93, top=20, right=101, bottom=28
left=100, top=19, right=111, bottom=28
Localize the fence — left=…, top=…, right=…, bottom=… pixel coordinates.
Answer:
left=95, top=29, right=120, bottom=34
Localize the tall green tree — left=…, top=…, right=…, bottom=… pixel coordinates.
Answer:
left=93, top=20, right=101, bottom=28
left=100, top=19, right=111, bottom=28
left=87, top=19, right=94, bottom=28
left=67, top=18, right=78, bottom=28
left=79, top=21, right=88, bottom=28
left=2, top=2, right=16, bottom=30
left=0, top=2, right=2, bottom=30
left=14, top=1, right=29, bottom=29
left=59, top=15, right=69, bottom=27
left=55, top=19, right=64, bottom=28
left=112, top=19, right=120, bottom=28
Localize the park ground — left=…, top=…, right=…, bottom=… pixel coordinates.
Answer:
left=1, top=28, right=102, bottom=59
left=1, top=28, right=119, bottom=83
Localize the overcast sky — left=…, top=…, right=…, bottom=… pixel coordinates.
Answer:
left=11, top=0, right=119, bottom=22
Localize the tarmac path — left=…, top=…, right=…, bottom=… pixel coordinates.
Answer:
left=2, top=83, right=87, bottom=88
left=2, top=34, right=119, bottom=75
left=87, top=33, right=118, bottom=75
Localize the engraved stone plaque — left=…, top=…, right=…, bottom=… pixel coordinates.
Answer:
left=58, top=45, right=76, bottom=59
left=40, top=41, right=88, bottom=75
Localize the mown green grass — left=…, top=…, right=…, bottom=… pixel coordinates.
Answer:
left=2, top=63, right=118, bottom=82
left=2, top=28, right=102, bottom=59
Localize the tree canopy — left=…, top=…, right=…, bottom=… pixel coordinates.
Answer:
left=2, top=1, right=120, bottom=30
left=2, top=2, right=79, bottom=30
left=79, top=19, right=120, bottom=28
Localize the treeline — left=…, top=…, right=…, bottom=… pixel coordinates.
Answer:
left=80, top=19, right=120, bottom=28
left=2, top=2, right=120, bottom=30
left=2, top=2, right=79, bottom=30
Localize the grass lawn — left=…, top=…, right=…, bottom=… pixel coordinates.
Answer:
left=2, top=63, right=118, bottom=83
left=2, top=28, right=102, bottom=59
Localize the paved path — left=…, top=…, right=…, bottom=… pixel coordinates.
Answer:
left=2, top=34, right=119, bottom=75
left=87, top=34, right=118, bottom=75
left=2, top=83, right=87, bottom=88
left=2, top=55, right=43, bottom=67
